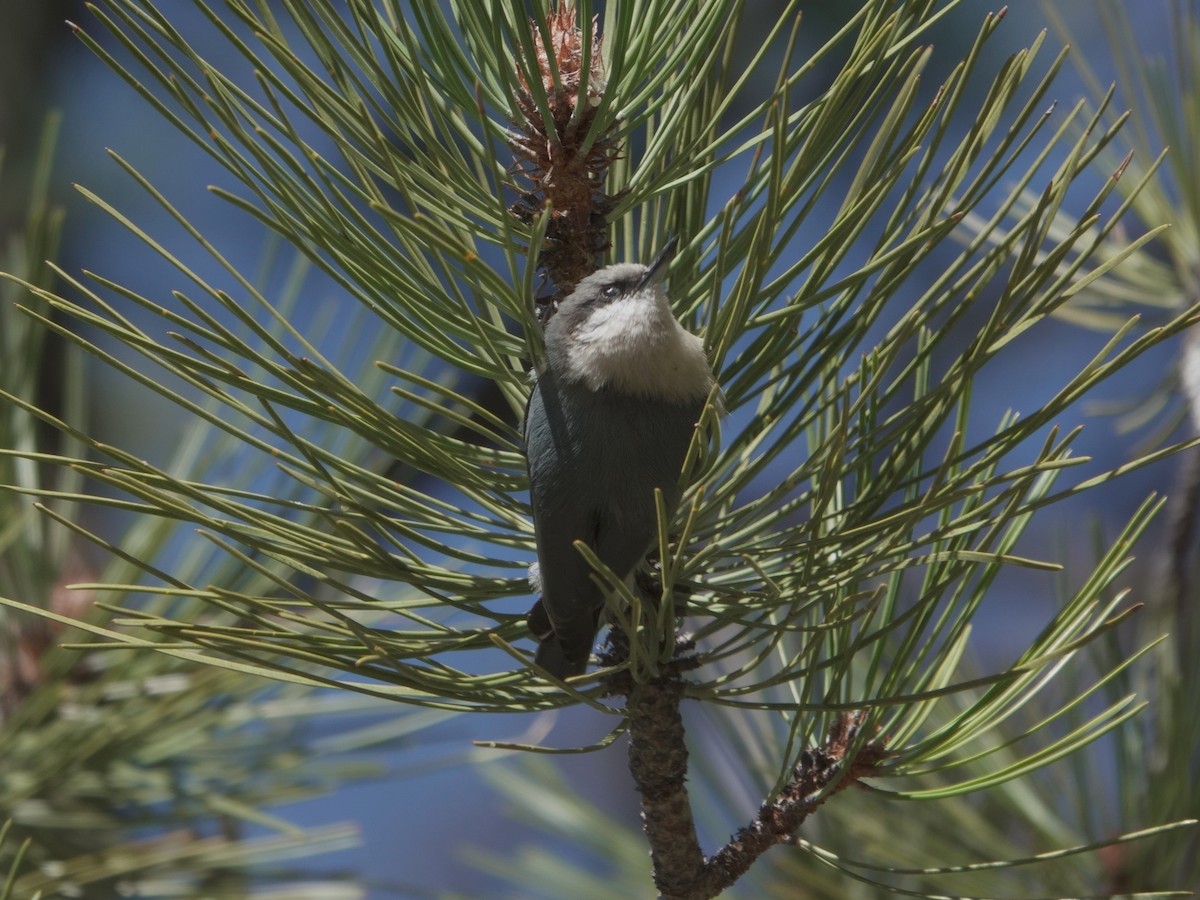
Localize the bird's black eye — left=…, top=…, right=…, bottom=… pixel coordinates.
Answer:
left=601, top=285, right=620, bottom=299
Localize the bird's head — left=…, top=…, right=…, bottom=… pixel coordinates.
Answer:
left=543, top=240, right=713, bottom=403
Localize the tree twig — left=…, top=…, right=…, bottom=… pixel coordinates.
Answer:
left=627, top=676, right=708, bottom=898
left=610, top=634, right=889, bottom=899
left=698, top=710, right=888, bottom=897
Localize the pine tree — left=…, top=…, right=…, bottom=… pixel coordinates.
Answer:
left=2, top=2, right=1196, bottom=896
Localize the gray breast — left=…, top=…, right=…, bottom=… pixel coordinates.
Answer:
left=526, top=370, right=704, bottom=522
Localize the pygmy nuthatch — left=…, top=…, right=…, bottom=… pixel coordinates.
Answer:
left=524, top=239, right=717, bottom=678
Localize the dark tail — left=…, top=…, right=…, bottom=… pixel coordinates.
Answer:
left=527, top=598, right=590, bottom=678
left=533, top=635, right=588, bottom=679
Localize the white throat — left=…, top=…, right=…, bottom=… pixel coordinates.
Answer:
left=560, top=291, right=714, bottom=404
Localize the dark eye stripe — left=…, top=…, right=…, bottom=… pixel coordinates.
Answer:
left=580, top=275, right=640, bottom=309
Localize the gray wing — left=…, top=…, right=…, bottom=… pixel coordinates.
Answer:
left=524, top=373, right=609, bottom=676
left=524, top=372, right=705, bottom=677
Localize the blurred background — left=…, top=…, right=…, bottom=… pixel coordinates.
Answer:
left=0, top=2, right=1188, bottom=897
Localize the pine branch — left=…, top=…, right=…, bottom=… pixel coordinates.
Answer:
left=702, top=711, right=888, bottom=896
left=607, top=635, right=889, bottom=898
left=627, top=676, right=707, bottom=897
left=621, top=651, right=887, bottom=899
left=2, top=2, right=1198, bottom=894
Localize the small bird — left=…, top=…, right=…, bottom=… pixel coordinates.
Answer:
left=524, top=239, right=717, bottom=678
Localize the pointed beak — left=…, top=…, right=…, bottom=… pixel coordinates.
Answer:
left=637, top=236, right=679, bottom=292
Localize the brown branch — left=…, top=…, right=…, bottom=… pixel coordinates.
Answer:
left=627, top=677, right=708, bottom=898
left=611, top=634, right=889, bottom=899
left=508, top=9, right=618, bottom=313
left=698, top=710, right=888, bottom=897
